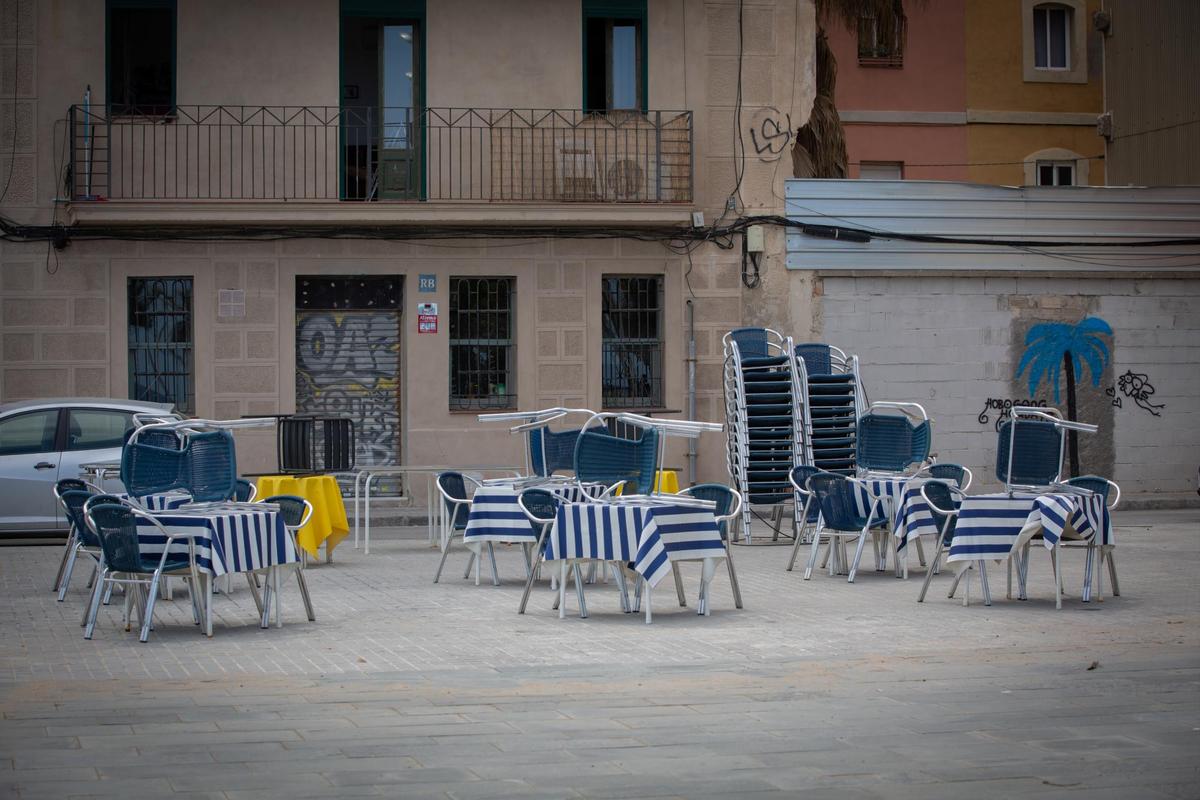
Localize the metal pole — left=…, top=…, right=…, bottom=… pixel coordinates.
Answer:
left=686, top=299, right=697, bottom=486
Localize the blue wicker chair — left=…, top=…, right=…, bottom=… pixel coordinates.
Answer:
left=516, top=488, right=568, bottom=614
left=573, top=425, right=660, bottom=497
left=55, top=489, right=102, bottom=602
left=915, top=462, right=973, bottom=491
left=915, top=480, right=975, bottom=603
left=786, top=465, right=823, bottom=572
left=995, top=419, right=1064, bottom=491
left=258, top=494, right=315, bottom=627
left=856, top=403, right=932, bottom=476
left=1065, top=475, right=1121, bottom=601
left=433, top=471, right=486, bottom=584
left=82, top=503, right=203, bottom=642
left=677, top=483, right=744, bottom=612
left=52, top=478, right=96, bottom=593
left=801, top=472, right=890, bottom=582
left=233, top=479, right=257, bottom=502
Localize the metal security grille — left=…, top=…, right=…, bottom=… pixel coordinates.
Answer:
left=449, top=277, right=516, bottom=410
left=128, top=277, right=194, bottom=413
left=602, top=275, right=663, bottom=409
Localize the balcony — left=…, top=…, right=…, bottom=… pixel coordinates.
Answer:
left=67, top=106, right=694, bottom=220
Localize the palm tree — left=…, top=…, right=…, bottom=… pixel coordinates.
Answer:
left=1015, top=317, right=1113, bottom=477
left=794, top=0, right=915, bottom=178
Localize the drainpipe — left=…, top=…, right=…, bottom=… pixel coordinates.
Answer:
left=686, top=299, right=697, bottom=486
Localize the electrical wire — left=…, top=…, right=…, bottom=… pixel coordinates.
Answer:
left=0, top=6, right=20, bottom=206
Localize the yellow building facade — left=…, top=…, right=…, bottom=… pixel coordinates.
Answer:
left=965, top=0, right=1105, bottom=186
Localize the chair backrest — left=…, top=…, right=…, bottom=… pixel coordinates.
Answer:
left=808, top=471, right=869, bottom=531
left=518, top=488, right=562, bottom=525
left=794, top=343, right=833, bottom=375
left=529, top=426, right=587, bottom=477
left=85, top=503, right=146, bottom=574
left=1066, top=475, right=1120, bottom=509
left=54, top=478, right=90, bottom=501
left=138, top=427, right=183, bottom=450
left=59, top=489, right=98, bottom=547
left=436, top=471, right=472, bottom=528
left=186, top=430, right=238, bottom=502
left=995, top=419, right=1063, bottom=488
left=321, top=417, right=356, bottom=472
left=856, top=413, right=931, bottom=473
left=679, top=483, right=738, bottom=539
left=920, top=479, right=960, bottom=545
left=278, top=417, right=314, bottom=473
left=927, top=462, right=970, bottom=490
left=233, top=479, right=256, bottom=502
left=121, top=436, right=187, bottom=497
left=262, top=494, right=312, bottom=529
left=788, top=465, right=822, bottom=522
left=728, top=327, right=771, bottom=358
left=573, top=425, right=660, bottom=495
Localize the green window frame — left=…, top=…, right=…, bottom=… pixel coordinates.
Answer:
left=583, top=0, right=648, bottom=112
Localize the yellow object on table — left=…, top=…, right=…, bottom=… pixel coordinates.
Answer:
left=254, top=474, right=350, bottom=560
left=614, top=469, right=679, bottom=496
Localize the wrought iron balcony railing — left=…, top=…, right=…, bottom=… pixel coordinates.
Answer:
left=67, top=105, right=693, bottom=204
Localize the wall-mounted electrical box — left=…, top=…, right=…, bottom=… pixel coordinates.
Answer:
left=745, top=225, right=765, bottom=253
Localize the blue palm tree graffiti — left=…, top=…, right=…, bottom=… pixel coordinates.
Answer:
left=1016, top=316, right=1113, bottom=476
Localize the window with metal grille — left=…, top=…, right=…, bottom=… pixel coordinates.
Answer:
left=602, top=275, right=663, bottom=409
left=857, top=1, right=906, bottom=67
left=128, top=277, right=193, bottom=413
left=449, top=277, right=516, bottom=410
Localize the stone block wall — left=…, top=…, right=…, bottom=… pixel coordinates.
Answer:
left=819, top=274, right=1200, bottom=504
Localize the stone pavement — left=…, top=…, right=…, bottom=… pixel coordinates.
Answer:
left=1, top=509, right=1197, bottom=798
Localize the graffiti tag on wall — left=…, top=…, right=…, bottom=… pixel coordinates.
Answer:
left=1107, top=370, right=1165, bottom=416
left=296, top=311, right=401, bottom=490
left=977, top=397, right=1048, bottom=431
left=748, top=106, right=792, bottom=162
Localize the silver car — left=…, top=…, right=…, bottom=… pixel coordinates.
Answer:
left=0, top=398, right=176, bottom=533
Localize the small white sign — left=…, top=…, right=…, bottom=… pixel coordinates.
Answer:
left=218, top=289, right=245, bottom=318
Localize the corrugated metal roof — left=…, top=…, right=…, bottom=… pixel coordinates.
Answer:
left=785, top=179, right=1200, bottom=272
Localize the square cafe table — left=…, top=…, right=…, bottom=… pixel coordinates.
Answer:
left=543, top=499, right=726, bottom=623
left=947, top=491, right=1113, bottom=605
left=135, top=504, right=297, bottom=635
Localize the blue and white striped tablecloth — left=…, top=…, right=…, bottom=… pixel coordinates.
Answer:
left=464, top=483, right=601, bottom=547
left=893, top=485, right=940, bottom=551
left=122, top=492, right=192, bottom=511
left=853, top=477, right=919, bottom=522
left=544, top=501, right=725, bottom=587
left=947, top=492, right=1112, bottom=564
left=136, top=508, right=295, bottom=576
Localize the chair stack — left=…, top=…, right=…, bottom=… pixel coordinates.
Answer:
left=722, top=328, right=809, bottom=539
left=794, top=343, right=864, bottom=476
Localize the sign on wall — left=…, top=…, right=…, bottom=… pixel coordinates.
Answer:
left=417, top=302, right=438, bottom=334
left=418, top=274, right=437, bottom=292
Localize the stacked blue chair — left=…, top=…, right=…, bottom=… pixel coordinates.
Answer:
left=121, top=427, right=237, bottom=502
left=794, top=343, right=862, bottom=476
left=856, top=402, right=932, bottom=476
left=722, top=328, right=808, bottom=540
left=530, top=426, right=588, bottom=478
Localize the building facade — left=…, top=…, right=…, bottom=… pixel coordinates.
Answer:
left=0, top=0, right=816, bottom=487
left=828, top=0, right=1105, bottom=187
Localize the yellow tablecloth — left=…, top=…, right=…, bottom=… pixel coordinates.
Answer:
left=614, top=469, right=679, bottom=496
left=255, top=474, right=349, bottom=559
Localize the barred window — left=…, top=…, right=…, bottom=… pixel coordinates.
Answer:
left=128, top=276, right=193, bottom=413
left=857, top=2, right=906, bottom=67
left=602, top=275, right=663, bottom=409
left=449, top=277, right=516, bottom=410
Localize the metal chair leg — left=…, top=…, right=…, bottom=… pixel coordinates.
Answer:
left=57, top=544, right=81, bottom=601
left=573, top=564, right=588, bottom=618
left=83, top=570, right=106, bottom=639
left=295, top=567, right=316, bottom=621
left=914, top=536, right=927, bottom=568
left=803, top=529, right=823, bottom=580
left=1053, top=546, right=1063, bottom=609
left=52, top=532, right=76, bottom=592
left=140, top=572, right=162, bottom=642
left=978, top=560, right=992, bottom=606
left=848, top=532, right=869, bottom=583
left=917, top=540, right=945, bottom=602
left=671, top=562, right=687, bottom=607
left=786, top=522, right=806, bottom=571
left=726, top=547, right=743, bottom=609
left=433, top=535, right=455, bottom=583
left=1106, top=547, right=1121, bottom=596
left=246, top=573, right=264, bottom=615
left=487, top=542, right=500, bottom=587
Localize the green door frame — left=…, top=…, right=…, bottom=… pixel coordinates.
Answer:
left=339, top=0, right=427, bottom=200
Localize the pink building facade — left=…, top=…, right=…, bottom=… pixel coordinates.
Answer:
left=825, top=0, right=968, bottom=181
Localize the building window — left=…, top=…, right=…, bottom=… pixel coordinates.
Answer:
left=1036, top=160, right=1075, bottom=186
left=128, top=277, right=193, bottom=413
left=583, top=0, right=647, bottom=111
left=857, top=161, right=904, bottom=180
left=449, top=277, right=515, bottom=410
left=602, top=275, right=663, bottom=409
left=857, top=2, right=906, bottom=67
left=1033, top=4, right=1070, bottom=70
left=107, top=0, right=176, bottom=114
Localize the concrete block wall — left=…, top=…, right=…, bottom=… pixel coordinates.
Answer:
left=818, top=274, right=1200, bottom=504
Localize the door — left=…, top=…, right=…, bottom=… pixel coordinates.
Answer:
left=0, top=409, right=64, bottom=530
left=340, top=14, right=421, bottom=200
left=295, top=276, right=403, bottom=493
